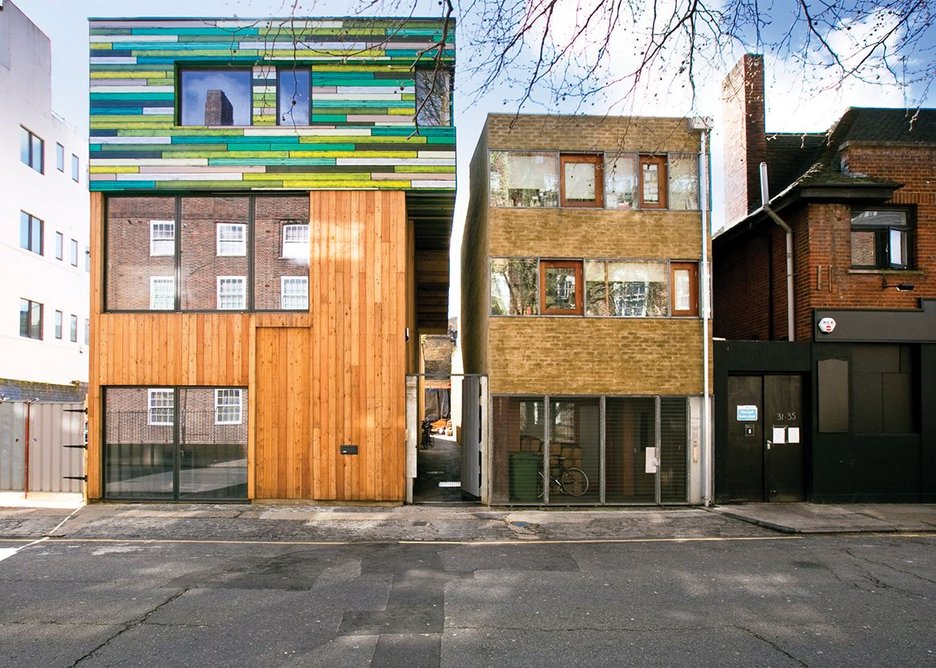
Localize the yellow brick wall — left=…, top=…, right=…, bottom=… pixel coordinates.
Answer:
left=489, top=208, right=704, bottom=259
left=488, top=318, right=705, bottom=395
left=484, top=114, right=701, bottom=153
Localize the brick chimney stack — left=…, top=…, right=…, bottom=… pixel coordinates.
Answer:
left=205, top=89, right=234, bottom=126
left=722, top=54, right=766, bottom=226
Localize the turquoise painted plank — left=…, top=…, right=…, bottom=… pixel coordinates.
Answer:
left=91, top=181, right=157, bottom=190
left=310, top=115, right=347, bottom=122
left=90, top=108, right=145, bottom=115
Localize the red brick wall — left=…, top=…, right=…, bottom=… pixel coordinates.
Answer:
left=106, top=195, right=311, bottom=311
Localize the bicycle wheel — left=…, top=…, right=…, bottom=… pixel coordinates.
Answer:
left=560, top=467, right=589, bottom=496
left=536, top=471, right=546, bottom=499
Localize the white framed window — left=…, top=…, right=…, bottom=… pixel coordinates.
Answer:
left=217, top=276, right=247, bottom=310
left=281, top=276, right=309, bottom=310
left=150, top=220, right=175, bottom=256
left=148, top=389, right=174, bottom=426
left=282, top=223, right=309, bottom=261
left=149, top=276, right=175, bottom=310
left=214, top=389, right=243, bottom=425
left=216, top=223, right=247, bottom=256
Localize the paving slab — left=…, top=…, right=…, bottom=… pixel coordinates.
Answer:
left=711, top=503, right=936, bottom=534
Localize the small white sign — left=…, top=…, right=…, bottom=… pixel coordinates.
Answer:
left=787, top=427, right=801, bottom=444
left=772, top=427, right=786, bottom=444
left=645, top=447, right=658, bottom=474
left=818, top=317, right=837, bottom=334
left=737, top=405, right=758, bottom=422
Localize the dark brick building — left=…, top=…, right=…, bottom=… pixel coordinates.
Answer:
left=713, top=54, right=936, bottom=503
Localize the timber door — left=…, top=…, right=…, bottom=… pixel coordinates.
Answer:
left=725, top=375, right=805, bottom=502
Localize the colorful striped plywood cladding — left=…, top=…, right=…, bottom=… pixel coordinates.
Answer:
left=88, top=17, right=456, bottom=192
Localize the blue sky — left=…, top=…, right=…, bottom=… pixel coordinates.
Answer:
left=13, top=0, right=934, bottom=307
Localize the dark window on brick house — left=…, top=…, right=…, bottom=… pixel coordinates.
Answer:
left=179, top=70, right=251, bottom=126
left=850, top=208, right=912, bottom=269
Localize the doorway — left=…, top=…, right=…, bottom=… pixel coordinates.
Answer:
left=725, top=375, right=805, bottom=502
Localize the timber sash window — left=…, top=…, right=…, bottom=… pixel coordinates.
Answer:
left=670, top=262, right=699, bottom=316
left=281, top=223, right=310, bottom=260
left=560, top=154, right=603, bottom=207
left=147, top=389, right=174, bottom=426
left=217, top=276, right=247, bottom=310
left=639, top=155, right=667, bottom=208
left=214, top=389, right=243, bottom=425
left=150, top=221, right=175, bottom=256
left=149, top=277, right=175, bottom=310
left=541, top=260, right=583, bottom=315
left=850, top=209, right=912, bottom=269
left=281, top=276, right=309, bottom=310
left=216, top=223, right=247, bottom=257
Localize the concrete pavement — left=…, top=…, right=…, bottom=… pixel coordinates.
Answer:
left=1, top=499, right=934, bottom=542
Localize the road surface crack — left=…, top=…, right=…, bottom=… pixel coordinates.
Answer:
left=739, top=626, right=808, bottom=666
left=70, top=588, right=190, bottom=666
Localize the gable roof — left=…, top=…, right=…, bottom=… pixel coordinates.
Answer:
left=765, top=108, right=936, bottom=196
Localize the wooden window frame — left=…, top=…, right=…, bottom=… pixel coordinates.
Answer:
left=560, top=154, right=603, bottom=208
left=670, top=262, right=699, bottom=316
left=639, top=155, right=667, bottom=209
left=540, top=259, right=584, bottom=316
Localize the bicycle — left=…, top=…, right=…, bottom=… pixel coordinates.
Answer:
left=537, top=456, right=589, bottom=498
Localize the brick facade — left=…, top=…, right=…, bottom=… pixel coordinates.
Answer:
left=463, top=114, right=710, bottom=397
left=721, top=54, right=766, bottom=225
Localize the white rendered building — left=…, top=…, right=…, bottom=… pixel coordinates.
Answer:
left=0, top=0, right=89, bottom=400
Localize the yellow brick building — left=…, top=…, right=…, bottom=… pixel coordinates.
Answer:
left=461, top=114, right=712, bottom=505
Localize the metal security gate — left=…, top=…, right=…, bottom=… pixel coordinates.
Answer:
left=0, top=402, right=85, bottom=494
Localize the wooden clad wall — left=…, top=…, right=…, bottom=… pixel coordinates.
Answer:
left=253, top=190, right=408, bottom=500
left=88, top=190, right=410, bottom=501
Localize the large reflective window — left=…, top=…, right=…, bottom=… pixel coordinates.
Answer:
left=605, top=154, right=638, bottom=209
left=415, top=69, right=452, bottom=126
left=490, top=258, right=538, bottom=316
left=104, top=387, right=248, bottom=500
left=668, top=154, right=699, bottom=210
left=490, top=151, right=559, bottom=207
left=585, top=261, right=668, bottom=317
left=254, top=195, right=310, bottom=310
left=278, top=69, right=310, bottom=126
left=180, top=197, right=250, bottom=310
left=180, top=70, right=252, bottom=126
left=107, top=197, right=177, bottom=310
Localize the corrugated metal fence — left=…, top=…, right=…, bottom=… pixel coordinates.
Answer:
left=0, top=402, right=84, bottom=493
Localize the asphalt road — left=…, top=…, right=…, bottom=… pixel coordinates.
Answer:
left=0, top=534, right=933, bottom=667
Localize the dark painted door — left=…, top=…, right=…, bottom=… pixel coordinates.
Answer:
left=725, top=375, right=804, bottom=502
left=763, top=375, right=804, bottom=501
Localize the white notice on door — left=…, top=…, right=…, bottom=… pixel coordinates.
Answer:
left=772, top=427, right=786, bottom=444
left=787, top=427, right=800, bottom=443
left=645, top=447, right=658, bottom=474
